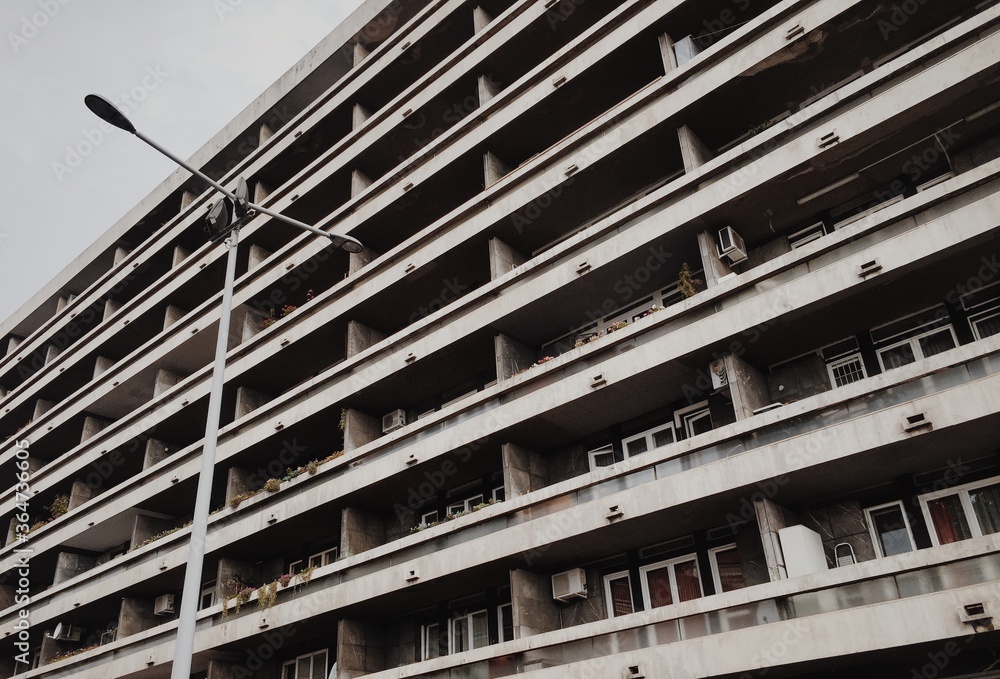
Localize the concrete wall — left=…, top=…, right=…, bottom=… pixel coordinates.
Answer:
left=344, top=408, right=380, bottom=454
left=68, top=478, right=94, bottom=510
left=558, top=566, right=608, bottom=628
left=53, top=552, right=98, bottom=586
left=502, top=442, right=548, bottom=498
left=153, top=368, right=183, bottom=397
left=754, top=498, right=796, bottom=582
left=766, top=353, right=830, bottom=405
left=118, top=597, right=161, bottom=638
left=341, top=507, right=385, bottom=558
left=697, top=231, right=733, bottom=288
left=132, top=514, right=177, bottom=550
left=488, top=238, right=527, bottom=280
left=235, top=385, right=272, bottom=420
left=349, top=246, right=380, bottom=275
left=495, top=334, right=535, bottom=381
left=226, top=466, right=257, bottom=504
left=337, top=618, right=386, bottom=679
left=346, top=321, right=386, bottom=358
left=163, top=305, right=186, bottom=330
left=725, top=353, right=772, bottom=420
left=142, top=438, right=172, bottom=470
left=801, top=501, right=877, bottom=567
left=511, top=569, right=561, bottom=638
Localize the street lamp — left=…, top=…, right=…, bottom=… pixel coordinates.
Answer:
left=85, top=94, right=362, bottom=679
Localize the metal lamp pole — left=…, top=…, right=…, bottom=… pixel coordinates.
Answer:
left=85, top=94, right=362, bottom=679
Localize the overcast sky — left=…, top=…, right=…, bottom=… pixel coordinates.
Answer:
left=0, top=0, right=365, bottom=324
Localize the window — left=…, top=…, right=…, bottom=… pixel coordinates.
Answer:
left=708, top=545, right=747, bottom=593
left=832, top=194, right=904, bottom=230
left=281, top=650, right=327, bottom=679
left=308, top=547, right=337, bottom=570
left=289, top=559, right=303, bottom=574
left=970, top=308, right=1000, bottom=340
left=603, top=571, right=634, bottom=617
left=498, top=603, right=513, bottom=642
left=492, top=485, right=505, bottom=502
left=450, top=609, right=490, bottom=653
left=675, top=402, right=712, bottom=438
left=787, top=222, right=825, bottom=249
left=447, top=494, right=484, bottom=516
left=421, top=622, right=441, bottom=660
left=871, top=307, right=957, bottom=372
left=864, top=502, right=915, bottom=557
left=639, top=555, right=703, bottom=609
left=920, top=476, right=1000, bottom=546
left=588, top=444, right=617, bottom=470
left=827, top=354, right=867, bottom=387
left=962, top=284, right=1000, bottom=341
left=622, top=423, right=676, bottom=458
left=421, top=510, right=439, bottom=525
left=199, top=580, right=217, bottom=610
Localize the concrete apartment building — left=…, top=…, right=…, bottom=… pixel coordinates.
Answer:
left=3, top=0, right=1000, bottom=676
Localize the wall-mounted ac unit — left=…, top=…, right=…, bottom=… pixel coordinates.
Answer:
left=551, top=568, right=587, bottom=602
left=382, top=409, right=407, bottom=433
left=52, top=623, right=82, bottom=641
left=717, top=226, right=748, bottom=265
left=709, top=358, right=728, bottom=391
left=154, top=593, right=175, bottom=616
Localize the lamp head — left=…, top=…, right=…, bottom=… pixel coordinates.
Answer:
left=84, top=94, right=136, bottom=134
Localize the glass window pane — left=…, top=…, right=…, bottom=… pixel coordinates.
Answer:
left=918, top=329, right=956, bottom=358
left=870, top=506, right=914, bottom=556
left=282, top=663, right=296, bottom=679
left=969, top=483, right=1000, bottom=536
left=297, top=658, right=310, bottom=679
left=626, top=438, right=649, bottom=456
left=499, top=604, right=513, bottom=642
left=423, top=623, right=440, bottom=659
left=645, top=566, right=674, bottom=608
left=452, top=616, right=469, bottom=653
left=471, top=610, right=490, bottom=649
left=608, top=576, right=634, bottom=616
left=652, top=428, right=675, bottom=448
left=713, top=548, right=746, bottom=592
left=830, top=355, right=865, bottom=387
left=974, top=313, right=1000, bottom=339
left=674, top=560, right=702, bottom=602
left=880, top=343, right=916, bottom=370
left=311, top=652, right=327, bottom=679
left=928, top=495, right=972, bottom=544
left=685, top=410, right=713, bottom=437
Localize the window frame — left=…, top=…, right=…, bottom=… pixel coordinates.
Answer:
left=674, top=401, right=712, bottom=438
left=876, top=324, right=958, bottom=372
left=588, top=444, right=617, bottom=471
left=308, top=547, right=337, bottom=570
left=864, top=501, right=916, bottom=558
left=969, top=307, right=1000, bottom=341
left=638, top=553, right=704, bottom=610
left=707, top=544, right=746, bottom=593
left=826, top=352, right=868, bottom=388
left=448, top=608, right=490, bottom=654
left=498, top=602, right=513, bottom=642
left=919, top=474, right=1000, bottom=546
left=622, top=423, right=676, bottom=459
left=420, top=621, right=441, bottom=661
left=602, top=570, right=634, bottom=618
left=281, top=649, right=327, bottom=679
left=787, top=221, right=825, bottom=249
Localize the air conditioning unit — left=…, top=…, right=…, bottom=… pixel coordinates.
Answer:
left=382, top=409, right=407, bottom=433
left=154, top=593, right=175, bottom=616
left=551, top=568, right=587, bottom=602
left=709, top=359, right=728, bottom=391
left=717, top=226, right=748, bottom=265
left=52, top=623, right=82, bottom=641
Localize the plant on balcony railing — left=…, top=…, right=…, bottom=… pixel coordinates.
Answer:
left=130, top=520, right=192, bottom=551
left=222, top=566, right=317, bottom=618
left=228, top=451, right=345, bottom=509
left=28, top=494, right=70, bottom=533
left=259, top=304, right=298, bottom=330
left=408, top=498, right=503, bottom=533
left=678, top=263, right=702, bottom=298
left=51, top=644, right=99, bottom=664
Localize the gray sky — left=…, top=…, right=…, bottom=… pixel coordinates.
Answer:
left=0, top=0, right=365, bottom=324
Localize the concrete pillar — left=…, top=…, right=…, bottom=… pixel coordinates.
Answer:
left=242, top=308, right=269, bottom=342
left=341, top=507, right=385, bottom=558
left=473, top=6, right=492, bottom=33
left=217, top=557, right=258, bottom=600
left=94, top=356, right=115, bottom=379
left=153, top=368, right=183, bottom=397
left=45, top=345, right=61, bottom=364
left=351, top=169, right=373, bottom=197
left=254, top=181, right=272, bottom=203
left=0, top=585, right=13, bottom=610
left=352, top=103, right=372, bottom=130
left=502, top=442, right=548, bottom=498
left=208, top=659, right=240, bottom=679
left=511, top=569, right=561, bottom=638
left=484, top=151, right=511, bottom=187
left=163, top=305, right=186, bottom=330
left=118, top=597, right=160, bottom=637
left=142, top=438, right=171, bottom=470
left=495, top=334, right=535, bottom=381
left=478, top=74, right=500, bottom=106
left=113, top=246, right=131, bottom=265
left=132, top=513, right=177, bottom=551
left=81, top=415, right=110, bottom=442
left=259, top=123, right=274, bottom=145
left=235, top=386, right=271, bottom=419
left=346, top=321, right=386, bottom=358
left=226, top=467, right=256, bottom=505
left=56, top=294, right=75, bottom=313
left=68, top=478, right=93, bottom=510
left=180, top=190, right=197, bottom=211
left=5, top=336, right=22, bottom=356
left=172, top=245, right=191, bottom=268
left=248, top=244, right=273, bottom=270
left=353, top=42, right=369, bottom=67
left=658, top=34, right=677, bottom=73
left=40, top=633, right=62, bottom=666
left=103, top=298, right=121, bottom=321
left=724, top=354, right=772, bottom=420
left=344, top=409, right=380, bottom=455
left=754, top=498, right=792, bottom=581
left=32, top=399, right=55, bottom=420
left=488, top=238, right=527, bottom=280
left=337, top=619, right=386, bottom=679
left=697, top=230, right=733, bottom=288
left=678, top=125, right=714, bottom=174
left=53, top=552, right=97, bottom=585
left=349, top=246, right=380, bottom=275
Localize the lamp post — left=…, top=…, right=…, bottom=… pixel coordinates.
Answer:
left=85, top=94, right=362, bottom=679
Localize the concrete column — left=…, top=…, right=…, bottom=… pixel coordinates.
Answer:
left=352, top=103, right=372, bottom=129
left=32, top=399, right=55, bottom=420
left=163, top=305, right=186, bottom=330
left=113, top=246, right=131, bottom=265
left=510, top=569, right=561, bottom=638
left=495, top=334, right=535, bottom=381
left=39, top=634, right=62, bottom=666
left=254, top=181, right=272, bottom=203
left=94, top=356, right=115, bottom=379
left=248, top=244, right=273, bottom=269
left=45, top=345, right=61, bottom=364
left=53, top=552, right=97, bottom=585
left=103, top=298, right=121, bottom=321
left=241, top=308, right=269, bottom=342
left=337, top=619, right=386, bottom=679
left=0, top=585, right=13, bottom=610
left=341, top=507, right=385, bottom=558
left=658, top=33, right=677, bottom=73
left=502, top=442, right=547, bottom=498
left=208, top=659, right=240, bottom=679
left=678, top=125, right=714, bottom=174
left=259, top=123, right=274, bottom=145
left=68, top=478, right=93, bottom=510
left=5, top=336, right=22, bottom=356
left=180, top=190, right=197, bottom=211
left=346, top=321, right=386, bottom=358
left=473, top=6, right=492, bottom=33
left=724, top=354, right=772, bottom=420
left=235, top=385, right=271, bottom=419
left=349, top=246, right=380, bottom=275
left=56, top=294, right=75, bottom=312
left=344, top=409, right=380, bottom=455
left=132, top=514, right=177, bottom=550
left=118, top=597, right=161, bottom=638
left=697, top=230, right=733, bottom=288
left=81, top=415, right=110, bottom=442
left=142, top=438, right=171, bottom=470
left=172, top=245, right=191, bottom=268
left=351, top=169, right=373, bottom=197
left=153, top=368, right=183, bottom=397
left=478, top=74, right=500, bottom=106
left=353, top=42, right=369, bottom=67
left=225, top=467, right=256, bottom=505
left=754, top=498, right=792, bottom=581
left=484, top=151, right=511, bottom=187
left=488, top=237, right=527, bottom=280
left=217, top=558, right=259, bottom=601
